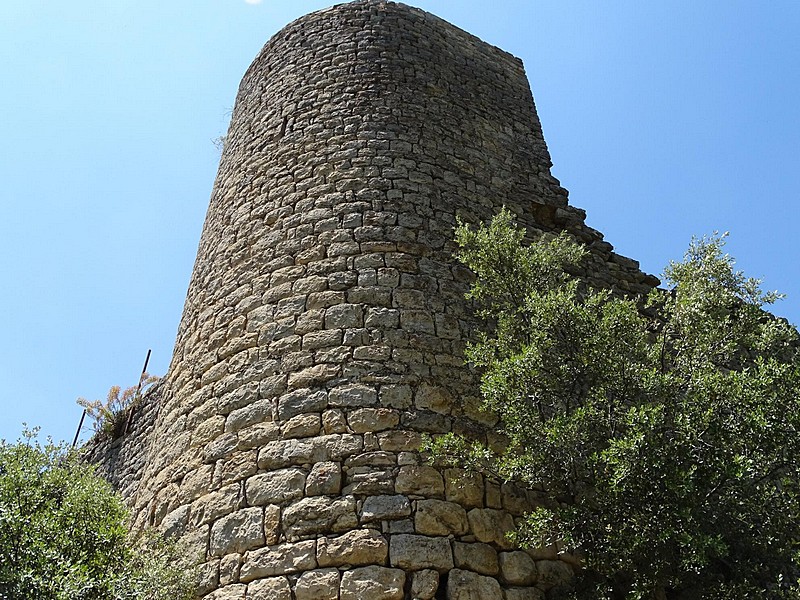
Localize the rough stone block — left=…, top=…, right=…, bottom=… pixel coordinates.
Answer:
left=340, top=566, right=405, bottom=600
left=322, top=409, right=347, bottom=433
left=246, top=576, right=292, bottom=600
left=400, top=310, right=435, bottom=334
left=282, top=495, right=358, bottom=539
left=503, top=588, right=546, bottom=600
left=347, top=407, right=400, bottom=433
left=191, top=483, right=243, bottom=526
left=204, top=583, right=247, bottom=600
left=389, top=534, right=453, bottom=572
left=287, top=363, right=340, bottom=389
left=411, top=569, right=439, bottom=600
left=499, top=551, right=538, bottom=586
left=237, top=422, right=280, bottom=450
left=444, top=469, right=484, bottom=509
left=345, top=451, right=396, bottom=467
left=378, top=430, right=423, bottom=452
left=219, top=553, right=241, bottom=586
left=343, top=467, right=395, bottom=495
left=360, top=494, right=412, bottom=522
left=194, top=415, right=226, bottom=446
left=225, top=399, right=273, bottom=433
left=305, top=461, right=342, bottom=495
left=312, top=433, right=363, bottom=461
left=258, top=439, right=315, bottom=469
left=239, top=540, right=317, bottom=581
left=446, top=569, right=503, bottom=600
left=264, top=504, right=280, bottom=545
left=379, top=384, right=412, bottom=409
left=204, top=433, right=239, bottom=463
left=365, top=307, right=400, bottom=328
left=317, top=528, right=388, bottom=566
left=180, top=464, right=214, bottom=502
left=325, top=304, right=364, bottom=328
left=501, top=482, right=532, bottom=515
left=210, top=507, right=265, bottom=556
left=414, top=499, right=468, bottom=536
left=246, top=468, right=306, bottom=505
left=196, top=559, right=219, bottom=596
left=294, top=568, right=340, bottom=600
left=329, top=383, right=378, bottom=407
left=395, top=465, right=444, bottom=497
left=278, top=389, right=328, bottom=421
left=452, top=541, right=499, bottom=576
left=212, top=450, right=258, bottom=488
left=414, top=384, right=453, bottom=414
left=160, top=504, right=190, bottom=538
left=467, top=508, right=516, bottom=549
left=282, top=413, right=322, bottom=438
left=535, top=559, right=574, bottom=587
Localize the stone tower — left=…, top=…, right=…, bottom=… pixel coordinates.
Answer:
left=95, top=1, right=657, bottom=599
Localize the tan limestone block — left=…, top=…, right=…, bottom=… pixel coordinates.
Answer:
left=499, top=551, right=538, bottom=586
left=411, top=569, right=439, bottom=600
left=395, top=465, right=444, bottom=497
left=339, top=566, right=405, bottom=600
left=263, top=504, right=280, bottom=545
left=212, top=450, right=257, bottom=488
left=452, top=541, right=499, bottom=576
left=347, top=407, right=400, bottom=433
left=414, top=384, right=454, bottom=414
left=444, top=469, right=484, bottom=509
left=203, top=583, right=247, bottom=599
left=316, top=528, right=389, bottom=567
left=446, top=569, right=503, bottom=600
left=389, top=534, right=453, bottom=572
left=467, top=508, right=515, bottom=549
left=294, top=568, right=340, bottom=600
left=246, top=576, right=292, bottom=600
left=219, top=553, right=241, bottom=586
left=180, top=464, right=214, bottom=502
left=504, top=587, right=546, bottom=600
left=282, top=495, right=358, bottom=540
left=239, top=540, right=317, bottom=581
left=305, top=461, right=342, bottom=495
left=245, top=468, right=305, bottom=505
left=322, top=409, right=347, bottom=433
left=414, top=499, right=468, bottom=536
left=191, top=483, right=243, bottom=526
left=376, top=429, right=423, bottom=453
left=282, top=413, right=322, bottom=438
left=210, top=507, right=265, bottom=556
left=360, top=494, right=412, bottom=523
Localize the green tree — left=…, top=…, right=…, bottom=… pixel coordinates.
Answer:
left=0, top=428, right=194, bottom=600
left=432, top=209, right=800, bottom=599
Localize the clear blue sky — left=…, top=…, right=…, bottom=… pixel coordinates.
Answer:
left=1, top=0, right=798, bottom=445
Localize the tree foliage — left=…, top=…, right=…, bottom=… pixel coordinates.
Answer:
left=0, top=429, right=193, bottom=600
left=433, top=209, right=800, bottom=599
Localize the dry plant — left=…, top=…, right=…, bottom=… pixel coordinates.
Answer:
left=77, top=374, right=159, bottom=439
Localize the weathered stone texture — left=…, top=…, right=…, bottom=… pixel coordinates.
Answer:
left=87, top=1, right=656, bottom=598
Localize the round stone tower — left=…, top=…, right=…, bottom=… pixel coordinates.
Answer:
left=129, top=1, right=656, bottom=598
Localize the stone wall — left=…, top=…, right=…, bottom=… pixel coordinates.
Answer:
left=84, top=381, right=162, bottom=505
left=90, top=2, right=658, bottom=599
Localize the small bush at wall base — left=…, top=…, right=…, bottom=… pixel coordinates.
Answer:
left=0, top=428, right=195, bottom=600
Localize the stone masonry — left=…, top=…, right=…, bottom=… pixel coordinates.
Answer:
left=88, top=2, right=659, bottom=599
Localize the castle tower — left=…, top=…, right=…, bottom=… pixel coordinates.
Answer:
left=116, top=2, right=656, bottom=598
